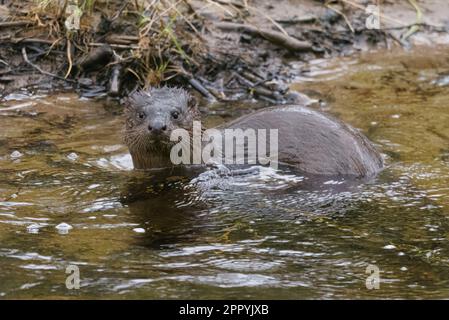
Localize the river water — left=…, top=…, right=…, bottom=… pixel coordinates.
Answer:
left=0, top=47, right=448, bottom=299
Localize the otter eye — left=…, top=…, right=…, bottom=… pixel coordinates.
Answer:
left=171, top=111, right=179, bottom=119
left=137, top=112, right=145, bottom=119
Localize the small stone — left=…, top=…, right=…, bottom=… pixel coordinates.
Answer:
left=56, top=222, right=73, bottom=234
left=383, top=244, right=396, bottom=250
left=27, top=224, right=41, bottom=234
left=67, top=153, right=79, bottom=161
left=133, top=228, right=145, bottom=233
left=400, top=267, right=408, bottom=271
left=10, top=150, right=23, bottom=159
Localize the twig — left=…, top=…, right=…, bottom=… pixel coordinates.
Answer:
left=402, top=0, right=423, bottom=41
left=126, top=67, right=143, bottom=84
left=187, top=77, right=214, bottom=99
left=233, top=71, right=254, bottom=87
left=202, top=83, right=226, bottom=100
left=252, top=86, right=282, bottom=101
left=241, top=70, right=263, bottom=83
left=373, top=23, right=443, bottom=32
left=215, top=22, right=312, bottom=51
left=214, top=0, right=245, bottom=9
left=21, top=47, right=75, bottom=83
left=325, top=3, right=354, bottom=33
left=111, top=0, right=130, bottom=21
left=170, top=1, right=204, bottom=40
left=245, top=5, right=289, bottom=37
left=206, top=0, right=236, bottom=17
left=214, top=0, right=289, bottom=36
left=88, top=42, right=139, bottom=50
left=65, top=39, right=73, bottom=79
left=105, top=35, right=140, bottom=45
left=275, top=16, right=317, bottom=25
left=0, top=20, right=31, bottom=28
left=233, top=72, right=282, bottom=100
left=8, top=37, right=57, bottom=45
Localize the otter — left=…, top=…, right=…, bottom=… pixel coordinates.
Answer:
left=123, top=87, right=383, bottom=177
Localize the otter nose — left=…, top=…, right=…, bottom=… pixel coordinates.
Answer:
left=148, top=123, right=167, bottom=133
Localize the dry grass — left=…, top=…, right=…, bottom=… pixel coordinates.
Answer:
left=3, top=0, right=207, bottom=88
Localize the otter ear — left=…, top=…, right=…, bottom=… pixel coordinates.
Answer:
left=187, top=95, right=198, bottom=110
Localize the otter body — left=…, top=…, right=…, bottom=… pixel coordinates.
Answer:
left=123, top=87, right=383, bottom=177
left=219, top=105, right=383, bottom=177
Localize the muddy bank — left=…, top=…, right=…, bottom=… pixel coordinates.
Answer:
left=1, top=0, right=449, bottom=103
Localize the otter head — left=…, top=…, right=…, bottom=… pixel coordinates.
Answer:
left=123, top=87, right=200, bottom=169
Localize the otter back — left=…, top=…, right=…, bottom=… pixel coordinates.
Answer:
left=218, top=105, right=383, bottom=177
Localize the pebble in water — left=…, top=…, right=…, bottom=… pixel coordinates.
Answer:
left=67, top=153, right=79, bottom=161
left=10, top=150, right=23, bottom=159
left=55, top=223, right=73, bottom=234
left=133, top=228, right=145, bottom=233
left=27, top=224, right=41, bottom=234
left=383, top=244, right=397, bottom=250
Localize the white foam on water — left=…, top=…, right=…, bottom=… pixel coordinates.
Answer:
left=94, top=153, right=133, bottom=171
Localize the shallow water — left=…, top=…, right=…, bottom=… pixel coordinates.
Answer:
left=1, top=47, right=449, bottom=299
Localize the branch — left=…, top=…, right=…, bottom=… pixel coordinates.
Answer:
left=215, top=22, right=312, bottom=52
left=21, top=47, right=75, bottom=83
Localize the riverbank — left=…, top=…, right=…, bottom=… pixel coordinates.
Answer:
left=1, top=0, right=449, bottom=103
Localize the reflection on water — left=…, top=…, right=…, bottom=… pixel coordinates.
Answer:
left=1, top=47, right=449, bottom=299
